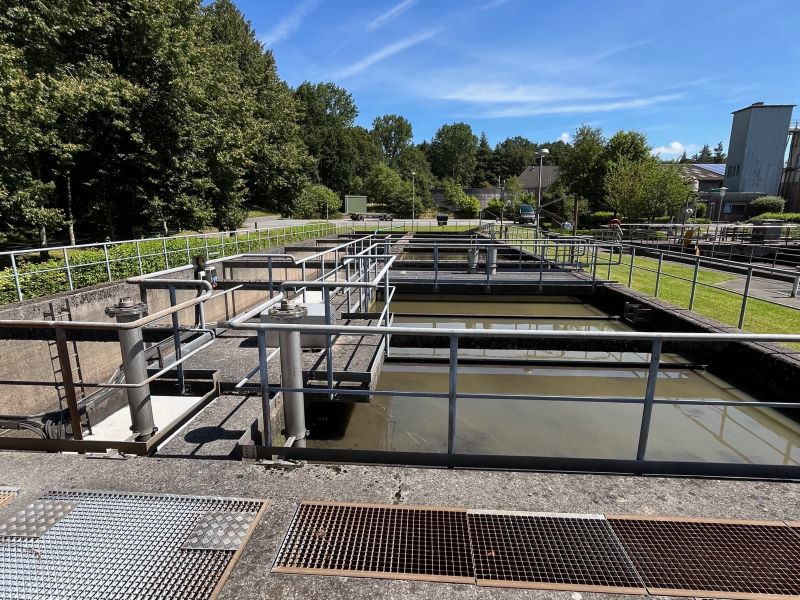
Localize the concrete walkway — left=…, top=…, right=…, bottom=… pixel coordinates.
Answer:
left=1, top=392, right=799, bottom=600
left=716, top=269, right=800, bottom=309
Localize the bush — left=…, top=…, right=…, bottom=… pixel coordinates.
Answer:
left=687, top=217, right=711, bottom=224
left=746, top=212, right=800, bottom=224
left=295, top=184, right=340, bottom=219
left=588, top=211, right=615, bottom=228
left=0, top=223, right=337, bottom=305
left=694, top=202, right=708, bottom=218
left=748, top=196, right=785, bottom=217
left=441, top=180, right=480, bottom=217
left=653, top=216, right=672, bottom=224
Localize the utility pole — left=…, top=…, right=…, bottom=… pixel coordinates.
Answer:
left=536, top=149, right=550, bottom=229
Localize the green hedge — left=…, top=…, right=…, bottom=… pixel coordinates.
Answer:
left=0, top=224, right=336, bottom=305
left=746, top=212, right=800, bottom=224
left=588, top=211, right=615, bottom=228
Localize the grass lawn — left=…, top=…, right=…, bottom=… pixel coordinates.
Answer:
left=246, top=209, right=280, bottom=219
left=605, top=253, right=800, bottom=342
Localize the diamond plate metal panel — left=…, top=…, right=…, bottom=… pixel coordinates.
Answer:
left=0, top=500, right=76, bottom=538
left=0, top=490, right=266, bottom=600
left=182, top=511, right=256, bottom=551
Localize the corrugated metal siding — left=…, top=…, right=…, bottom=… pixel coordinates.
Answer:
left=725, top=105, right=793, bottom=195
left=742, top=107, right=793, bottom=194
left=723, top=108, right=750, bottom=191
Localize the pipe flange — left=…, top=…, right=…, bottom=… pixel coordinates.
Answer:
left=268, top=300, right=308, bottom=320
left=105, top=296, right=148, bottom=318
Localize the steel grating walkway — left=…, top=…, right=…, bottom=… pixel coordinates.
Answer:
left=273, top=501, right=800, bottom=599
left=0, top=490, right=266, bottom=600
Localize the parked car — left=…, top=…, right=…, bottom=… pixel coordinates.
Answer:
left=514, top=204, right=537, bottom=224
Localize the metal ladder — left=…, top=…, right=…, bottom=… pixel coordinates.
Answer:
left=44, top=300, right=87, bottom=412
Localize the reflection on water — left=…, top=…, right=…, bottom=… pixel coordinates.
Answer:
left=310, top=296, right=800, bottom=465
left=308, top=363, right=800, bottom=466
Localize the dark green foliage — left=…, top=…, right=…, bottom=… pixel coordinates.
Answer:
left=745, top=212, right=800, bottom=223
left=0, top=0, right=312, bottom=240
left=429, top=123, right=478, bottom=186
left=747, top=196, right=785, bottom=217
left=441, top=180, right=479, bottom=217
left=556, top=125, right=607, bottom=211
left=694, top=203, right=708, bottom=218
left=371, top=114, right=412, bottom=166
left=472, top=132, right=495, bottom=187
left=0, top=223, right=336, bottom=304
left=588, top=211, right=615, bottom=227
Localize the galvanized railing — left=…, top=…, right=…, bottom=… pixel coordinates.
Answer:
left=0, top=222, right=345, bottom=304
left=228, top=315, right=800, bottom=477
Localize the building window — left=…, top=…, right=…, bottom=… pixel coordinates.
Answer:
left=724, top=203, right=746, bottom=214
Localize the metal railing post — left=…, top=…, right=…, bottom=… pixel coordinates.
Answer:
left=447, top=335, right=458, bottom=458
left=55, top=328, right=83, bottom=443
left=323, top=287, right=334, bottom=396
left=257, top=330, right=273, bottom=447
left=135, top=240, right=144, bottom=275
left=636, top=338, right=662, bottom=462
left=185, top=236, right=191, bottom=262
left=10, top=253, right=23, bottom=302
left=63, top=248, right=74, bottom=291
left=268, top=257, right=274, bottom=298
left=434, top=242, right=439, bottom=291
left=654, top=252, right=664, bottom=298
left=628, top=246, right=635, bottom=287
left=688, top=255, right=700, bottom=310
left=739, top=266, right=753, bottom=329
left=168, top=285, right=185, bottom=394
left=163, top=238, right=170, bottom=269
left=791, top=267, right=800, bottom=299
left=103, top=243, right=112, bottom=282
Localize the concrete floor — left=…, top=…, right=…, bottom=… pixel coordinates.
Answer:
left=1, top=392, right=798, bottom=600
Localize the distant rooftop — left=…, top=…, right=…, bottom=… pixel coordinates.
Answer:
left=693, top=163, right=726, bottom=177
left=732, top=101, right=796, bottom=114
left=679, top=163, right=725, bottom=180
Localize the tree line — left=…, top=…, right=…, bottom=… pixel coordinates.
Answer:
left=1, top=0, right=696, bottom=247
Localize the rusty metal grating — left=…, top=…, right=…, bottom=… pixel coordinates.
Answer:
left=0, top=488, right=18, bottom=509
left=468, top=511, right=645, bottom=593
left=273, top=501, right=475, bottom=583
left=0, top=490, right=266, bottom=600
left=609, top=516, right=800, bottom=599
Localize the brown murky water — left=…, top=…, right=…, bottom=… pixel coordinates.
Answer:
left=308, top=297, right=800, bottom=465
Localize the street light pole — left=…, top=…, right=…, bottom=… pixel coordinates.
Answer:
left=411, top=171, right=416, bottom=231
left=536, top=148, right=550, bottom=229
left=498, top=176, right=504, bottom=234
left=716, top=186, right=728, bottom=223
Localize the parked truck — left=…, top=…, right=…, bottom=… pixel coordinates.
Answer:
left=344, top=194, right=393, bottom=221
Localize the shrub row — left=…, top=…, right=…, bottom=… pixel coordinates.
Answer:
left=745, top=212, right=800, bottom=224
left=0, top=224, right=336, bottom=305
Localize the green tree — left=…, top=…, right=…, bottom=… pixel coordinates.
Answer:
left=294, top=183, right=339, bottom=218
left=395, top=146, right=433, bottom=208
left=441, top=179, right=479, bottom=217
left=605, top=130, right=650, bottom=164
left=364, top=163, right=412, bottom=215
left=692, top=144, right=713, bottom=162
left=712, top=142, right=726, bottom=164
left=371, top=114, right=412, bottom=166
left=429, top=122, right=478, bottom=186
left=557, top=125, right=607, bottom=211
left=472, top=131, right=495, bottom=186
left=494, top=136, right=538, bottom=180
left=605, top=158, right=690, bottom=220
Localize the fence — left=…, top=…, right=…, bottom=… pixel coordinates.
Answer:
left=0, top=222, right=344, bottom=305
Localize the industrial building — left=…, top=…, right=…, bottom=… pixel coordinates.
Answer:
left=779, top=122, right=800, bottom=212
left=723, top=102, right=794, bottom=195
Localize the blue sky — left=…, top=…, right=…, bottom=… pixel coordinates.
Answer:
left=234, top=0, right=799, bottom=159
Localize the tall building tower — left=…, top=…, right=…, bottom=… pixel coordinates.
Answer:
left=723, top=102, right=795, bottom=195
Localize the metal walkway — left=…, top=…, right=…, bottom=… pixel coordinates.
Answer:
left=273, top=501, right=800, bottom=598
left=0, top=490, right=266, bottom=600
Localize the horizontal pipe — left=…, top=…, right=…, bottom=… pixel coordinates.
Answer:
left=224, top=320, right=800, bottom=343
left=269, top=385, right=800, bottom=409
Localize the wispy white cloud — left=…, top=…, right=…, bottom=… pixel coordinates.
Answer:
left=478, top=0, right=512, bottom=10
left=330, top=28, right=443, bottom=79
left=368, top=0, right=418, bottom=31
left=261, top=0, right=321, bottom=48
left=438, top=83, right=620, bottom=104
left=559, top=132, right=572, bottom=143
left=651, top=141, right=699, bottom=158
left=481, top=94, right=683, bottom=118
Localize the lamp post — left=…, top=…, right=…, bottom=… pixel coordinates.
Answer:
left=498, top=176, right=505, bottom=233
left=536, top=148, right=549, bottom=229
left=715, top=186, right=728, bottom=222
left=411, top=171, right=416, bottom=231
